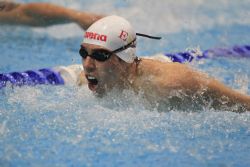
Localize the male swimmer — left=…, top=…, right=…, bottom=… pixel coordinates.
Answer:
left=1, top=1, right=250, bottom=112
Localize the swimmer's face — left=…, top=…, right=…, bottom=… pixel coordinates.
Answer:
left=81, top=43, right=126, bottom=96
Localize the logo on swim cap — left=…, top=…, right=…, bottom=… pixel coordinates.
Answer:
left=119, top=30, right=129, bottom=41
left=82, top=15, right=136, bottom=63
left=84, top=32, right=107, bottom=42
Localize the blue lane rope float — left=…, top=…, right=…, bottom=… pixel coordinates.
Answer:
left=164, top=45, right=250, bottom=63
left=0, top=68, right=64, bottom=89
left=0, top=45, right=249, bottom=89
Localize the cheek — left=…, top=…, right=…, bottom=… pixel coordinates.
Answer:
left=98, top=64, right=118, bottom=81
left=98, top=65, right=114, bottom=76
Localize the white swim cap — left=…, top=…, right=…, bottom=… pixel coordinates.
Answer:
left=82, top=15, right=136, bottom=63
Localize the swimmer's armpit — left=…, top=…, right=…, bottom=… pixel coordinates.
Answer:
left=0, top=1, right=19, bottom=12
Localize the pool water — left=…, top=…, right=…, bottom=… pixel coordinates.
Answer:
left=1, top=0, right=250, bottom=166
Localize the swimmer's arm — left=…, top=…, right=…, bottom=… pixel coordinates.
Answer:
left=53, top=64, right=87, bottom=86
left=198, top=76, right=250, bottom=112
left=0, top=1, right=103, bottom=30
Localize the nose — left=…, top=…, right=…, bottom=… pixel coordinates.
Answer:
left=83, top=56, right=96, bottom=73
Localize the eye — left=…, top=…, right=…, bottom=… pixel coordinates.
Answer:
left=93, top=50, right=112, bottom=61
left=102, top=51, right=111, bottom=58
left=79, top=48, right=88, bottom=59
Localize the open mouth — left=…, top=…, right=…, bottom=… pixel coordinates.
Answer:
left=86, top=75, right=98, bottom=91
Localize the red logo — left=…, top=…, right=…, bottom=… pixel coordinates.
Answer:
left=119, top=30, right=128, bottom=41
left=84, top=32, right=107, bottom=42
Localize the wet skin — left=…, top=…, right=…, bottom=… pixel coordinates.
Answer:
left=81, top=43, right=135, bottom=97
left=81, top=43, right=250, bottom=112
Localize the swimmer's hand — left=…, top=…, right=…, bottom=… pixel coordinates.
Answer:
left=0, top=1, right=103, bottom=30
left=0, top=1, right=19, bottom=12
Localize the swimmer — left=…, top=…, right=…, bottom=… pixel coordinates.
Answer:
left=79, top=16, right=250, bottom=112
left=1, top=2, right=250, bottom=112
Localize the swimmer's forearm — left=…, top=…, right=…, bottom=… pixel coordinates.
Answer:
left=0, top=2, right=103, bottom=29
left=20, top=3, right=76, bottom=26
left=205, top=79, right=250, bottom=112
left=21, top=3, right=104, bottom=29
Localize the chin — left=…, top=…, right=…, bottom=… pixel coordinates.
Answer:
left=93, top=87, right=106, bottom=98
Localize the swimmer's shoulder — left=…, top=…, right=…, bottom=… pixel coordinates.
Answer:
left=140, top=54, right=188, bottom=73
left=53, top=64, right=87, bottom=86
left=142, top=53, right=172, bottom=63
left=142, top=53, right=197, bottom=71
left=140, top=54, right=202, bottom=85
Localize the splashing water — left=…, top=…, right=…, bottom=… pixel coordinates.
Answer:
left=1, top=85, right=250, bottom=166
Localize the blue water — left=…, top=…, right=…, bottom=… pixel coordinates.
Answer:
left=1, top=0, right=250, bottom=166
